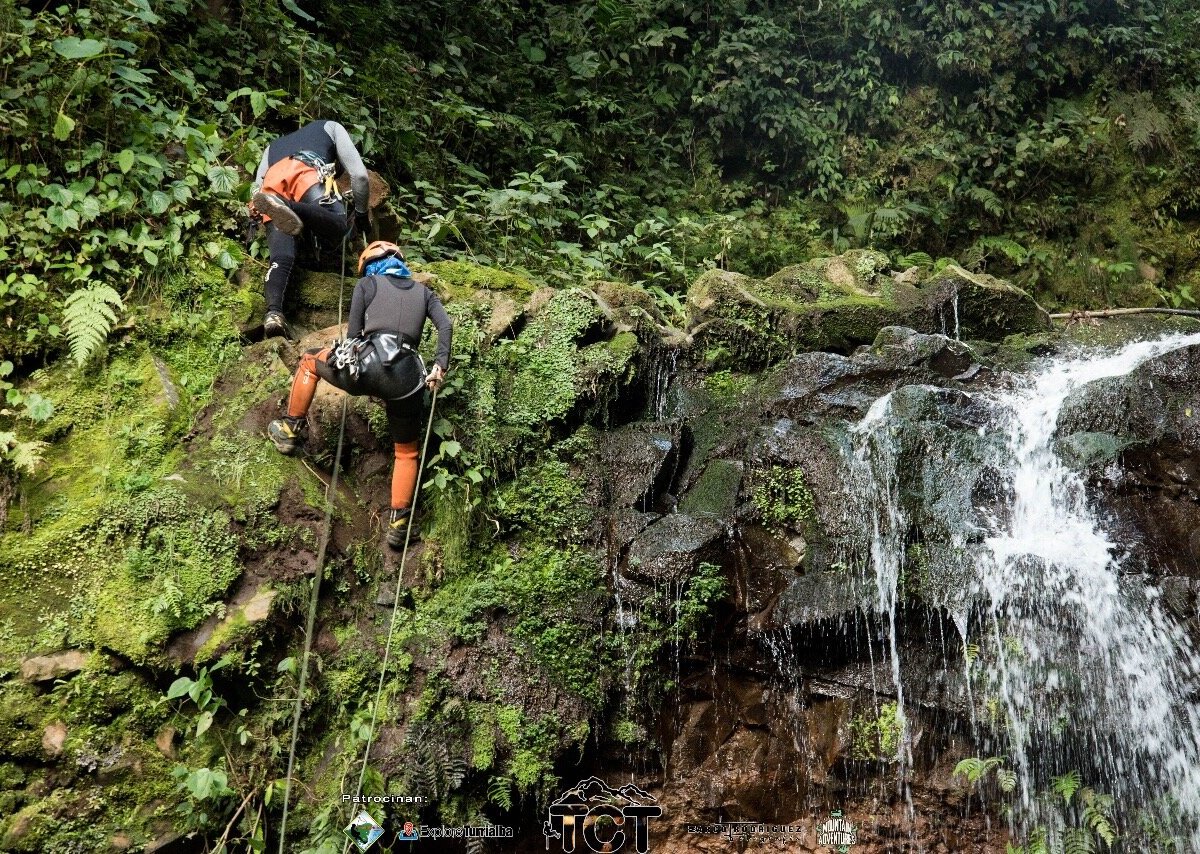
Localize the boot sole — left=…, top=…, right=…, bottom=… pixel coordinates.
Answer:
left=253, top=193, right=303, bottom=236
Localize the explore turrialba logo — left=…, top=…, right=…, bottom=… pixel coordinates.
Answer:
left=816, top=809, right=858, bottom=852
left=543, top=777, right=662, bottom=853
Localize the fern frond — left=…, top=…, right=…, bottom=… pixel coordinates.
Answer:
left=997, top=768, right=1018, bottom=793
left=1052, top=770, right=1082, bottom=805
left=1081, top=789, right=1117, bottom=846
left=968, top=186, right=1005, bottom=217
left=1062, top=828, right=1095, bottom=854
left=976, top=236, right=1029, bottom=265
left=0, top=432, right=48, bottom=474
left=63, top=284, right=124, bottom=365
left=488, top=775, right=513, bottom=810
left=898, top=251, right=933, bottom=269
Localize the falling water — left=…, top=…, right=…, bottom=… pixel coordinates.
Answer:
left=846, top=332, right=1200, bottom=844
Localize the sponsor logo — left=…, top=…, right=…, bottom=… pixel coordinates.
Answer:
left=543, top=777, right=662, bottom=853
left=343, top=810, right=385, bottom=852
left=396, top=820, right=419, bottom=842
left=817, top=809, right=858, bottom=852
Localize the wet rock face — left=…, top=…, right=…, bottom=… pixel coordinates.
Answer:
left=1056, top=342, right=1200, bottom=577
left=589, top=324, right=1020, bottom=846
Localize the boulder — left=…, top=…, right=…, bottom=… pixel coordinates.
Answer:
left=20, top=650, right=89, bottom=684
left=624, top=513, right=727, bottom=583
left=41, top=722, right=67, bottom=758
left=1055, top=340, right=1200, bottom=576
left=687, top=254, right=1050, bottom=369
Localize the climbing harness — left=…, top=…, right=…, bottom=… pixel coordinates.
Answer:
left=328, top=332, right=427, bottom=401
left=291, top=149, right=342, bottom=205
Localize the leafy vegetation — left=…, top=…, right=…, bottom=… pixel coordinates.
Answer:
left=3, top=0, right=1200, bottom=850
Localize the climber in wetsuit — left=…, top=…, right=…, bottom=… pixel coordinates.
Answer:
left=250, top=119, right=372, bottom=337
left=267, top=242, right=451, bottom=547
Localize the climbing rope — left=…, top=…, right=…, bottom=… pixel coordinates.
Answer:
left=276, top=234, right=352, bottom=853
left=341, top=385, right=439, bottom=854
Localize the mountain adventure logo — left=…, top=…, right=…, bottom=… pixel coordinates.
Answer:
left=543, top=777, right=662, bottom=853
left=816, top=809, right=858, bottom=852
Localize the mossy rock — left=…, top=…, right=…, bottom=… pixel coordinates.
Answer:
left=422, top=260, right=538, bottom=299
left=687, top=253, right=924, bottom=367
left=922, top=265, right=1052, bottom=340
left=688, top=254, right=1052, bottom=369
left=295, top=270, right=347, bottom=311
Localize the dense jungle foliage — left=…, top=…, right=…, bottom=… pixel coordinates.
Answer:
left=2, top=0, right=1200, bottom=848
left=2, top=0, right=1199, bottom=365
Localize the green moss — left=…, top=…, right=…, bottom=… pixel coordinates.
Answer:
left=752, top=465, right=816, bottom=530
left=850, top=700, right=902, bottom=761
left=703, top=369, right=754, bottom=404
left=424, top=260, right=538, bottom=298
left=678, top=460, right=743, bottom=516
left=492, top=457, right=590, bottom=539
left=91, top=488, right=241, bottom=663
left=0, top=682, right=46, bottom=761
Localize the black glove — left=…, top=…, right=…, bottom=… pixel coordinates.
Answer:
left=355, top=209, right=371, bottom=236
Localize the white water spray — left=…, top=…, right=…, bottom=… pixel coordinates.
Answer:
left=848, top=332, right=1200, bottom=843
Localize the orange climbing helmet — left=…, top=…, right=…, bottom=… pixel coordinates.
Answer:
left=358, top=241, right=405, bottom=275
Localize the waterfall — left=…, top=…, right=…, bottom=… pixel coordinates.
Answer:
left=846, top=332, right=1200, bottom=845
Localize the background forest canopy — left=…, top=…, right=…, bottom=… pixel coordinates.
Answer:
left=3, top=0, right=1200, bottom=382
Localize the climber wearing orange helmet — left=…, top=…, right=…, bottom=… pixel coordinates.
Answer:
left=267, top=242, right=452, bottom=547
left=249, top=119, right=372, bottom=337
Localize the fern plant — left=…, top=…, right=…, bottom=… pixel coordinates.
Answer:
left=0, top=431, right=47, bottom=474
left=62, top=284, right=123, bottom=365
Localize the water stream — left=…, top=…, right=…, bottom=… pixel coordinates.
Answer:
left=847, top=332, right=1200, bottom=844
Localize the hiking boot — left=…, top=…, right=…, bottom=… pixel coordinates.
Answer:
left=386, top=508, right=420, bottom=549
left=263, top=310, right=287, bottom=338
left=267, top=416, right=305, bottom=455
left=252, top=192, right=303, bottom=236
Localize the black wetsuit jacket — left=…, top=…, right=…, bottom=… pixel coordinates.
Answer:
left=347, top=275, right=453, bottom=371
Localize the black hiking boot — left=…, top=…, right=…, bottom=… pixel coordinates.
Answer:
left=263, top=310, right=288, bottom=338
left=267, top=416, right=305, bottom=455
left=252, top=192, right=303, bottom=236
left=386, top=508, right=420, bottom=549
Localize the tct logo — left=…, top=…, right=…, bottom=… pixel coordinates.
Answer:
left=543, top=777, right=662, bottom=853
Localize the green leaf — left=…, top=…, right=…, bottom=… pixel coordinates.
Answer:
left=250, top=90, right=267, bottom=118
left=280, top=0, right=315, bottom=21
left=147, top=190, right=170, bottom=215
left=53, top=112, right=76, bottom=141
left=52, top=37, right=105, bottom=60
left=276, top=657, right=296, bottom=674
left=117, top=150, right=134, bottom=174
left=185, top=766, right=224, bottom=800
left=206, top=166, right=237, bottom=195
left=143, top=249, right=159, bottom=266
left=79, top=196, right=101, bottom=222
left=195, top=710, right=214, bottom=737
left=441, top=440, right=462, bottom=457
left=216, top=251, right=236, bottom=270
left=167, top=677, right=194, bottom=700
left=23, top=393, right=54, bottom=422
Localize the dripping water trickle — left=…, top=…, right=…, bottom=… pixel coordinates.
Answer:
left=843, top=331, right=1200, bottom=843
